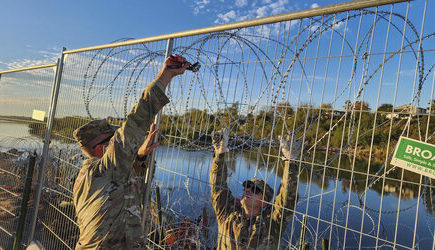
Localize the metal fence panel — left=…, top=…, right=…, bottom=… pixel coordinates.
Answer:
left=32, top=40, right=172, bottom=249
left=150, top=2, right=435, bottom=249
left=0, top=66, right=55, bottom=249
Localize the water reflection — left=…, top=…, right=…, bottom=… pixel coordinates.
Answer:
left=239, top=148, right=428, bottom=203
left=154, top=147, right=435, bottom=249
left=0, top=120, right=43, bottom=151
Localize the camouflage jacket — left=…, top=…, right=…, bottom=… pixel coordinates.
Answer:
left=73, top=80, right=169, bottom=249
left=209, top=153, right=298, bottom=249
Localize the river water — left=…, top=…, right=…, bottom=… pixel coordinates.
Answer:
left=153, top=147, right=435, bottom=249
left=0, top=120, right=434, bottom=248
left=0, top=120, right=43, bottom=151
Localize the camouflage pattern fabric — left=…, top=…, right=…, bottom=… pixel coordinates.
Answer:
left=73, top=119, right=119, bottom=148
left=73, top=80, right=169, bottom=249
left=209, top=153, right=298, bottom=249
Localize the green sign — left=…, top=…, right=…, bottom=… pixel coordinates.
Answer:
left=391, top=136, right=435, bottom=179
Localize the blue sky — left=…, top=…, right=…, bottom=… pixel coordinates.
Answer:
left=0, top=0, right=342, bottom=71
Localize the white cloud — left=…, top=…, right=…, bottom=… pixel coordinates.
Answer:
left=311, top=3, right=320, bottom=8
left=5, top=59, right=54, bottom=69
left=269, top=0, right=289, bottom=14
left=382, top=81, right=395, bottom=86
left=256, top=6, right=269, bottom=18
left=399, top=69, right=417, bottom=76
left=269, top=0, right=288, bottom=9
left=236, top=15, right=250, bottom=21
left=38, top=49, right=59, bottom=57
left=310, top=24, right=320, bottom=32
left=196, top=0, right=297, bottom=24
left=193, top=0, right=211, bottom=15
left=235, top=0, right=247, bottom=7
left=332, top=20, right=344, bottom=30
left=0, top=46, right=61, bottom=71
left=214, top=10, right=237, bottom=24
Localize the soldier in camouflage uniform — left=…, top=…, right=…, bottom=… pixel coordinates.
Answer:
left=210, top=128, right=300, bottom=249
left=72, top=55, right=190, bottom=249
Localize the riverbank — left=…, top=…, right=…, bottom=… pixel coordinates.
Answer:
left=319, top=145, right=393, bottom=164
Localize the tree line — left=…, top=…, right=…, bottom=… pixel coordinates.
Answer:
left=24, top=100, right=434, bottom=159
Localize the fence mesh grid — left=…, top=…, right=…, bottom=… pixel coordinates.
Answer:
left=1, top=0, right=435, bottom=249
left=0, top=67, right=55, bottom=249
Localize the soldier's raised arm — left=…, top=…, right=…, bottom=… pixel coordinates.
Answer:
left=209, top=128, right=236, bottom=222
left=101, top=55, right=190, bottom=180
left=72, top=54, right=191, bottom=249
left=269, top=136, right=301, bottom=241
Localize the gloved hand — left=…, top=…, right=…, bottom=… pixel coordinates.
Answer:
left=212, top=127, right=230, bottom=154
left=164, top=54, right=191, bottom=77
left=280, top=134, right=302, bottom=161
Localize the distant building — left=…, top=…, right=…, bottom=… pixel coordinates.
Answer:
left=385, top=104, right=426, bottom=119
left=385, top=113, right=400, bottom=119
left=396, top=104, right=426, bottom=115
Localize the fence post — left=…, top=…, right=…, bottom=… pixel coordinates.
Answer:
left=28, top=48, right=66, bottom=243
left=154, top=185, right=164, bottom=244
left=321, top=238, right=329, bottom=250
left=298, top=215, right=308, bottom=250
left=13, top=151, right=37, bottom=250
left=141, top=38, right=174, bottom=238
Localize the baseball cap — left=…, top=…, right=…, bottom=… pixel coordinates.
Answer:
left=73, top=119, right=119, bottom=147
left=242, top=178, right=274, bottom=202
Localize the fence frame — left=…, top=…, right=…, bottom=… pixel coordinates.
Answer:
left=0, top=63, right=58, bottom=248
left=27, top=48, right=66, bottom=243
left=0, top=64, right=58, bottom=76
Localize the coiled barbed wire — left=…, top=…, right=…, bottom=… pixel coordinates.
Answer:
left=76, top=9, right=435, bottom=247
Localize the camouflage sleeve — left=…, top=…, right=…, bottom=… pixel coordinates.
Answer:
left=269, top=160, right=298, bottom=239
left=209, top=152, right=235, bottom=223
left=100, top=79, right=169, bottom=182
